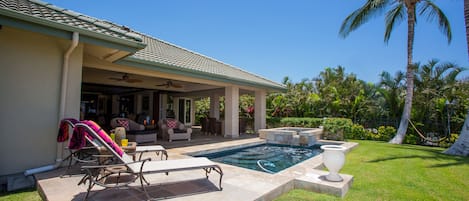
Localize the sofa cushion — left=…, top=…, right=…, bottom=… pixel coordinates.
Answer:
left=173, top=128, right=187, bottom=133
left=117, top=119, right=130, bottom=130
left=166, top=119, right=177, bottom=129
left=127, top=129, right=157, bottom=135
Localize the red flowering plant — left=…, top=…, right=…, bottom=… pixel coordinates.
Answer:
left=246, top=106, right=254, bottom=118
left=240, top=105, right=255, bottom=119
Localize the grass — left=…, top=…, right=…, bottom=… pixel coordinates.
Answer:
left=0, top=188, right=41, bottom=201
left=1, top=140, right=468, bottom=201
left=275, top=140, right=469, bottom=201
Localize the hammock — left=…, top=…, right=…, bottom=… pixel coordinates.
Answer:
left=407, top=119, right=447, bottom=143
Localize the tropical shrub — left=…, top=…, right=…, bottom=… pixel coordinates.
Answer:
left=266, top=117, right=323, bottom=128
left=195, top=97, right=210, bottom=124
left=404, top=133, right=419, bottom=145
left=322, top=118, right=353, bottom=141
left=346, top=124, right=367, bottom=140
left=439, top=133, right=460, bottom=148
left=377, top=126, right=396, bottom=141
left=280, top=117, right=323, bottom=128
left=266, top=117, right=282, bottom=128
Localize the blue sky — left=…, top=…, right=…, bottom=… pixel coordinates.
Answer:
left=46, top=0, right=468, bottom=84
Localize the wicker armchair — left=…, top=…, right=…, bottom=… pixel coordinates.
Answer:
left=158, top=119, right=192, bottom=142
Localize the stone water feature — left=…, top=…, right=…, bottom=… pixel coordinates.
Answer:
left=258, top=127, right=323, bottom=146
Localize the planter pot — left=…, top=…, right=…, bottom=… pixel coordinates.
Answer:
left=321, top=145, right=346, bottom=182
left=114, top=127, right=126, bottom=146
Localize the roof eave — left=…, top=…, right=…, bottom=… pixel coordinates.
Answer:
left=116, top=57, right=286, bottom=92
left=0, top=8, right=146, bottom=52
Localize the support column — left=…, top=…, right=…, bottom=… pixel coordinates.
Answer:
left=173, top=97, right=179, bottom=119
left=191, top=99, right=196, bottom=125
left=136, top=94, right=143, bottom=114
left=210, top=94, right=220, bottom=120
left=62, top=35, right=82, bottom=120
left=255, top=90, right=267, bottom=132
left=160, top=94, right=168, bottom=119
left=62, top=44, right=83, bottom=162
left=111, top=95, right=119, bottom=116
left=148, top=93, right=154, bottom=119
left=224, top=86, right=239, bottom=138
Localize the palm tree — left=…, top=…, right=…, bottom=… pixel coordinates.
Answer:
left=466, top=0, right=469, bottom=58
left=378, top=71, right=405, bottom=125
left=339, top=0, right=451, bottom=144
left=444, top=0, right=469, bottom=156
left=413, top=60, right=465, bottom=137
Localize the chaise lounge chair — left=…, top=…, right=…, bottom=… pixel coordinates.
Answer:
left=74, top=120, right=223, bottom=200
left=57, top=118, right=98, bottom=176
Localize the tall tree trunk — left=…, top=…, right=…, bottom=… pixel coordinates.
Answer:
left=390, top=4, right=416, bottom=144
left=444, top=0, right=469, bottom=156
left=444, top=110, right=469, bottom=156
left=466, top=0, right=469, bottom=58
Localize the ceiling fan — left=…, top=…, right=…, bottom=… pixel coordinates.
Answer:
left=108, top=73, right=142, bottom=83
left=156, top=80, right=182, bottom=88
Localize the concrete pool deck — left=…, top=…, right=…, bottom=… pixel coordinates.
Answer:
left=36, top=138, right=358, bottom=200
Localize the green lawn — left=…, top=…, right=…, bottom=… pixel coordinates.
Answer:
left=0, top=188, right=41, bottom=201
left=1, top=140, right=468, bottom=201
left=275, top=140, right=469, bottom=201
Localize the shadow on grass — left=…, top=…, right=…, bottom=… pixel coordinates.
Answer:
left=365, top=144, right=469, bottom=168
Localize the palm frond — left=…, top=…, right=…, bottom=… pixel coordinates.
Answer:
left=394, top=70, right=405, bottom=80
left=419, top=0, right=452, bottom=43
left=379, top=71, right=392, bottom=86
left=384, top=3, right=405, bottom=43
left=435, top=62, right=454, bottom=79
left=339, top=0, right=389, bottom=38
left=443, top=65, right=465, bottom=83
left=282, top=76, right=291, bottom=85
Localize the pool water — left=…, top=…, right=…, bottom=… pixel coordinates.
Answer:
left=195, top=143, right=323, bottom=174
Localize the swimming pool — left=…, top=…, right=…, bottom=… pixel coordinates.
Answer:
left=195, top=143, right=323, bottom=174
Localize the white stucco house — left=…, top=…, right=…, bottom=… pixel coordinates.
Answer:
left=0, top=0, right=285, bottom=189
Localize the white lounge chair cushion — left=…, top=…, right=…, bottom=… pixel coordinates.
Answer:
left=135, top=145, right=165, bottom=152
left=128, top=157, right=217, bottom=174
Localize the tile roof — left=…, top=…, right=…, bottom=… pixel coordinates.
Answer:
left=0, top=0, right=285, bottom=90
left=127, top=34, right=285, bottom=89
left=0, top=0, right=142, bottom=42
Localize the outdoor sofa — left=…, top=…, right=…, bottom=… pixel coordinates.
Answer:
left=110, top=117, right=157, bottom=143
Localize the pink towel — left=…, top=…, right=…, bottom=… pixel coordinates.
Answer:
left=70, top=124, right=89, bottom=150
left=75, top=120, right=124, bottom=156
left=57, top=118, right=79, bottom=142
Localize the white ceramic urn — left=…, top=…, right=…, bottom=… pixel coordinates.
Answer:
left=321, top=145, right=346, bottom=182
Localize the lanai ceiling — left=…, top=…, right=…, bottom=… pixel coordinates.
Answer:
left=82, top=67, right=256, bottom=97
left=82, top=67, right=220, bottom=93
